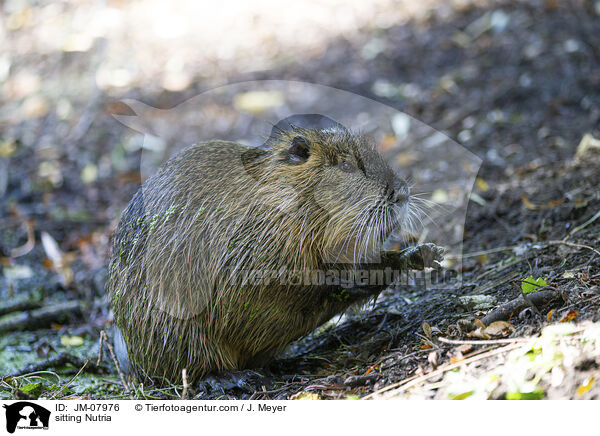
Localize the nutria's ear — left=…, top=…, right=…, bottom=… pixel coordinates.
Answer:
left=288, top=136, right=310, bottom=163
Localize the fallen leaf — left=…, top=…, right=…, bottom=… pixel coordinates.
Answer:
left=3, top=264, right=33, bottom=281
left=41, top=231, right=74, bottom=286
left=428, top=351, right=438, bottom=369
left=559, top=310, right=577, bottom=323
left=576, top=378, right=595, bottom=396
left=470, top=192, right=487, bottom=206
left=449, top=355, right=465, bottom=364
left=506, top=389, right=545, bottom=400
left=449, top=391, right=474, bottom=400
left=485, top=321, right=515, bottom=338
left=422, top=322, right=432, bottom=340
left=476, top=254, right=489, bottom=264
left=61, top=335, right=84, bottom=347
left=545, top=199, right=564, bottom=209
left=475, top=177, right=489, bottom=191
left=0, top=140, right=16, bottom=157
left=378, top=133, right=397, bottom=151
left=474, top=318, right=486, bottom=329
left=469, top=321, right=515, bottom=339
left=521, top=195, right=538, bottom=210
left=19, top=383, right=43, bottom=398
left=575, top=133, right=600, bottom=160
left=365, top=365, right=376, bottom=376
left=291, top=392, right=321, bottom=400
left=456, top=344, right=473, bottom=354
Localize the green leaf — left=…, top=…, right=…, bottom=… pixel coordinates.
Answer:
left=506, top=389, right=545, bottom=400
left=521, top=276, right=547, bottom=294
left=60, top=335, right=84, bottom=347
left=20, top=383, right=43, bottom=398
left=449, top=391, right=474, bottom=400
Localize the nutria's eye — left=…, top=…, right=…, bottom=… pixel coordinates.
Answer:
left=339, top=160, right=355, bottom=172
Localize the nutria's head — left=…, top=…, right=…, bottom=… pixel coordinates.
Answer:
left=245, top=115, right=413, bottom=264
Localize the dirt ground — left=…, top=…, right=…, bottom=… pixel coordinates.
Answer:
left=1, top=0, right=599, bottom=400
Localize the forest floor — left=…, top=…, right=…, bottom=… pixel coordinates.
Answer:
left=1, top=0, right=599, bottom=400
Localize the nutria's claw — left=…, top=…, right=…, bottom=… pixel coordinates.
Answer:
left=382, top=243, right=445, bottom=271
left=414, top=243, right=445, bottom=270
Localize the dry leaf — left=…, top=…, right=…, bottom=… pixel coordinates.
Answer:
left=521, top=195, right=537, bottom=210
left=41, top=231, right=74, bottom=286
left=468, top=321, right=514, bottom=339
left=476, top=254, right=489, bottom=264
left=484, top=321, right=515, bottom=338
left=576, top=378, right=595, bottom=396
left=449, top=355, right=464, bottom=364
left=545, top=199, right=564, bottom=209
left=559, top=310, right=577, bottom=323
left=475, top=177, right=489, bottom=191
left=365, top=365, right=377, bottom=377
left=456, top=344, right=473, bottom=354
left=422, top=322, right=432, bottom=340
left=428, top=351, right=438, bottom=369
left=576, top=133, right=600, bottom=160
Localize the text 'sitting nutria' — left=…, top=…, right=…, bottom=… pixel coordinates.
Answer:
left=107, top=114, right=443, bottom=383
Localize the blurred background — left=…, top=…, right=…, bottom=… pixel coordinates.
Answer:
left=1, top=0, right=599, bottom=399
left=1, top=0, right=598, bottom=278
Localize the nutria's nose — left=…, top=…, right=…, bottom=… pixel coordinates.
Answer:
left=388, top=179, right=410, bottom=205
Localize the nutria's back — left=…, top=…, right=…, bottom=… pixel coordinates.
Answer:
left=108, top=120, right=413, bottom=383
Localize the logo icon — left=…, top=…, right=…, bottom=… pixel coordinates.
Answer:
left=3, top=402, right=50, bottom=434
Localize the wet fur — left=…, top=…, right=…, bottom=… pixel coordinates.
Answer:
left=107, top=127, right=411, bottom=383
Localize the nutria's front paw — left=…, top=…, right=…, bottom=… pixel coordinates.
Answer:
left=412, top=243, right=445, bottom=270
left=383, top=243, right=445, bottom=270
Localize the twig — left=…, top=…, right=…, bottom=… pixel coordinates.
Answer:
left=363, top=342, right=523, bottom=399
left=545, top=240, right=600, bottom=259
left=96, top=333, right=104, bottom=366
left=10, top=219, right=35, bottom=258
left=450, top=245, right=517, bottom=259
left=0, top=301, right=83, bottom=333
left=475, top=256, right=528, bottom=281
left=480, top=288, right=561, bottom=326
left=452, top=238, right=600, bottom=262
left=99, top=330, right=132, bottom=398
left=0, top=300, right=43, bottom=317
left=181, top=368, right=189, bottom=400
left=50, top=359, right=89, bottom=399
left=438, top=336, right=530, bottom=345
left=475, top=270, right=521, bottom=295
left=569, top=209, right=600, bottom=237
left=2, top=353, right=103, bottom=379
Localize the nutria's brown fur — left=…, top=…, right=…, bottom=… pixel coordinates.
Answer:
left=107, top=117, right=438, bottom=383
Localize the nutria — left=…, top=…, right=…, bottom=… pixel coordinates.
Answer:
left=107, top=114, right=442, bottom=384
